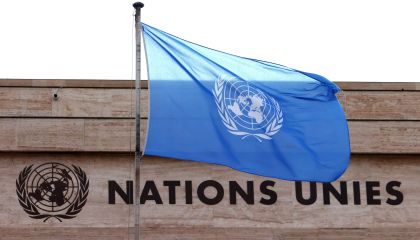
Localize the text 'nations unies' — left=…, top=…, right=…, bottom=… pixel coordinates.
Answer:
left=108, top=180, right=403, bottom=206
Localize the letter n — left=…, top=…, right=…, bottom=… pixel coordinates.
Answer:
left=108, top=180, right=133, bottom=204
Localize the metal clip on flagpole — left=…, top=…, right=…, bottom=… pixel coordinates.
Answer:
left=133, top=2, right=144, bottom=240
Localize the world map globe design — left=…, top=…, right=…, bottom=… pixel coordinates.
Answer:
left=223, top=79, right=276, bottom=131
left=26, top=162, right=79, bottom=212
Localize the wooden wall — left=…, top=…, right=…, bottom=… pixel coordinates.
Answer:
left=0, top=79, right=420, bottom=239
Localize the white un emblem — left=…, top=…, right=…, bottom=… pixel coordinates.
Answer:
left=213, top=76, right=283, bottom=142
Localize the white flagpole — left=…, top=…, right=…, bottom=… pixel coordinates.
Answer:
left=133, top=2, right=144, bottom=240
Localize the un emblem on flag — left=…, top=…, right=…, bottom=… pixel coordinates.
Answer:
left=213, top=76, right=283, bottom=142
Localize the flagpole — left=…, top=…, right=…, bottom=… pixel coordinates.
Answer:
left=133, top=2, right=144, bottom=240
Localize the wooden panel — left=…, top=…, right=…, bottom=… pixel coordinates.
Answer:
left=2, top=79, right=420, bottom=91
left=0, top=118, right=147, bottom=152
left=0, top=87, right=53, bottom=116
left=84, top=119, right=136, bottom=152
left=0, top=119, right=17, bottom=151
left=1, top=87, right=420, bottom=120
left=340, top=91, right=420, bottom=120
left=0, top=87, right=148, bottom=118
left=337, top=81, right=420, bottom=91
left=0, top=228, right=133, bottom=240
left=51, top=88, right=148, bottom=118
left=2, top=227, right=420, bottom=240
left=52, top=88, right=133, bottom=118
left=141, top=227, right=420, bottom=240
left=0, top=153, right=419, bottom=239
left=16, top=119, right=85, bottom=151
left=0, top=79, right=140, bottom=88
left=349, top=121, right=420, bottom=153
left=0, top=118, right=419, bottom=153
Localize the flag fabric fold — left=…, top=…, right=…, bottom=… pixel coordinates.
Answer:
left=142, top=23, right=350, bottom=182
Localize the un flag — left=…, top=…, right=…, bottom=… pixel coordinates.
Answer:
left=142, top=23, right=350, bottom=182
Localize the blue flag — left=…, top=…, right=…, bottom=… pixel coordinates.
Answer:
left=142, top=23, right=350, bottom=182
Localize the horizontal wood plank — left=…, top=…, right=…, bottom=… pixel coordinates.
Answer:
left=338, top=91, right=420, bottom=120
left=0, top=153, right=419, bottom=239
left=0, top=118, right=143, bottom=152
left=1, top=87, right=419, bottom=120
left=0, top=79, right=141, bottom=88
left=0, top=118, right=419, bottom=153
left=2, top=79, right=420, bottom=91
left=0, top=88, right=53, bottom=116
left=0, top=87, right=148, bottom=118
left=337, top=81, right=420, bottom=91
left=349, top=121, right=420, bottom=153
left=1, top=227, right=420, bottom=240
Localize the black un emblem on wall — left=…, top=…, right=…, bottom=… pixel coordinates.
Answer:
left=16, top=162, right=89, bottom=222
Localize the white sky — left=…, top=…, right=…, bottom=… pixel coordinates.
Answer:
left=0, top=0, right=419, bottom=82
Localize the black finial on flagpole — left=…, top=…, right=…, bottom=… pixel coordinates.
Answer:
left=133, top=2, right=144, bottom=9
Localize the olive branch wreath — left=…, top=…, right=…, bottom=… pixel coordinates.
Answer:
left=16, top=165, right=89, bottom=222
left=213, top=76, right=283, bottom=142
